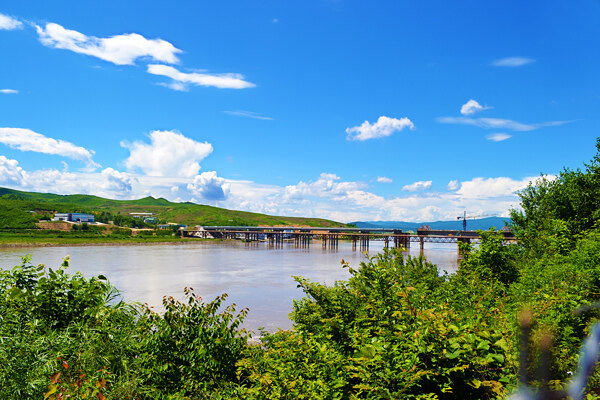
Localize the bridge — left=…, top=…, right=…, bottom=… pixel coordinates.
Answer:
left=181, top=226, right=516, bottom=252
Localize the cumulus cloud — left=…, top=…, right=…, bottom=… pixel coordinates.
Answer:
left=0, top=157, right=134, bottom=198
left=447, top=180, right=459, bottom=191
left=187, top=171, right=229, bottom=201
left=437, top=116, right=570, bottom=131
left=486, top=133, right=512, bottom=142
left=460, top=99, right=489, bottom=115
left=0, top=89, right=18, bottom=94
left=402, top=180, right=432, bottom=192
left=101, top=168, right=135, bottom=191
left=224, top=110, right=273, bottom=120
left=0, top=152, right=545, bottom=224
left=0, top=13, right=22, bottom=30
left=491, top=57, right=535, bottom=67
left=147, top=64, right=255, bottom=90
left=283, top=173, right=367, bottom=201
left=221, top=172, right=529, bottom=223
left=456, top=176, right=541, bottom=199
left=35, top=22, right=182, bottom=66
left=376, top=176, right=392, bottom=183
left=122, top=130, right=213, bottom=177
left=0, top=155, right=26, bottom=185
left=0, top=127, right=98, bottom=167
left=346, top=116, right=414, bottom=141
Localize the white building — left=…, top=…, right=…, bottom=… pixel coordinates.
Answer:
left=53, top=213, right=95, bottom=223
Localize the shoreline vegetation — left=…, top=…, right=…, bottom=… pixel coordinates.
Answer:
left=4, top=140, right=600, bottom=398
left=0, top=234, right=216, bottom=247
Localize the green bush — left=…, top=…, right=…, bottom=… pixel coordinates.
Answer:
left=140, top=289, right=249, bottom=398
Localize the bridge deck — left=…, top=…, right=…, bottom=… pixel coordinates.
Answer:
left=183, top=226, right=516, bottom=244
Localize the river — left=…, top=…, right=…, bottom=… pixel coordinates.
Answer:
left=0, top=240, right=460, bottom=332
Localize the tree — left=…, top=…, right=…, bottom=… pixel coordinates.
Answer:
left=510, top=137, right=600, bottom=253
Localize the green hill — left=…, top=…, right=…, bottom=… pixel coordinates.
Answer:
left=0, top=187, right=345, bottom=228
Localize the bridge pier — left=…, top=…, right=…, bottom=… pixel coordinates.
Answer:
left=294, top=233, right=311, bottom=248
left=359, top=234, right=369, bottom=251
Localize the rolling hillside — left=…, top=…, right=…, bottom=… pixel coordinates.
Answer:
left=0, top=187, right=345, bottom=228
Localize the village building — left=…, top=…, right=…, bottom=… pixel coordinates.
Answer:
left=53, top=213, right=95, bottom=223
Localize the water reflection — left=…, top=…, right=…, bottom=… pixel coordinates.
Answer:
left=0, top=240, right=459, bottom=331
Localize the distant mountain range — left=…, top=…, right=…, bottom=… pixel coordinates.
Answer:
left=350, top=217, right=511, bottom=232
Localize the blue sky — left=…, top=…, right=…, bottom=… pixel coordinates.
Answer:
left=0, top=0, right=599, bottom=222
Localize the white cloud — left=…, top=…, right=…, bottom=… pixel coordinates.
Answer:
left=376, top=176, right=392, bottom=183
left=147, top=64, right=255, bottom=90
left=36, top=22, right=182, bottom=66
left=224, top=110, right=273, bottom=120
left=0, top=13, right=22, bottom=30
left=0, top=89, right=18, bottom=94
left=486, top=133, right=512, bottom=142
left=0, top=156, right=26, bottom=185
left=0, top=151, right=547, bottom=224
left=346, top=116, right=414, bottom=141
left=456, top=176, right=541, bottom=199
left=437, top=116, right=570, bottom=131
left=122, top=130, right=213, bottom=177
left=491, top=57, right=535, bottom=67
left=101, top=168, right=136, bottom=192
left=283, top=173, right=367, bottom=201
left=187, top=171, right=229, bottom=201
left=0, top=157, right=139, bottom=198
left=460, top=99, right=489, bottom=115
left=0, top=127, right=98, bottom=167
left=402, top=180, right=432, bottom=192
left=447, top=180, right=459, bottom=191
left=157, top=81, right=188, bottom=92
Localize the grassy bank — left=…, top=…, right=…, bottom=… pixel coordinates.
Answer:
left=0, top=234, right=208, bottom=247
left=0, top=227, right=214, bottom=247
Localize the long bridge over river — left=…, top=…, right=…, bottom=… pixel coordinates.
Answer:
left=182, top=226, right=516, bottom=252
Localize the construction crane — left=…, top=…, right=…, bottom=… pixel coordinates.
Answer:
left=457, top=211, right=494, bottom=231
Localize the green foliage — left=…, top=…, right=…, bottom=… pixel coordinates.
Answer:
left=140, top=290, right=248, bottom=398
left=108, top=227, right=133, bottom=238
left=459, top=229, right=520, bottom=285
left=510, top=138, right=600, bottom=254
left=0, top=256, right=143, bottom=398
left=0, top=200, right=39, bottom=228
left=0, top=257, right=251, bottom=399
left=234, top=249, right=515, bottom=399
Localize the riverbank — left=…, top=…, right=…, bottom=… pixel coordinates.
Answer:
left=0, top=235, right=216, bottom=247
